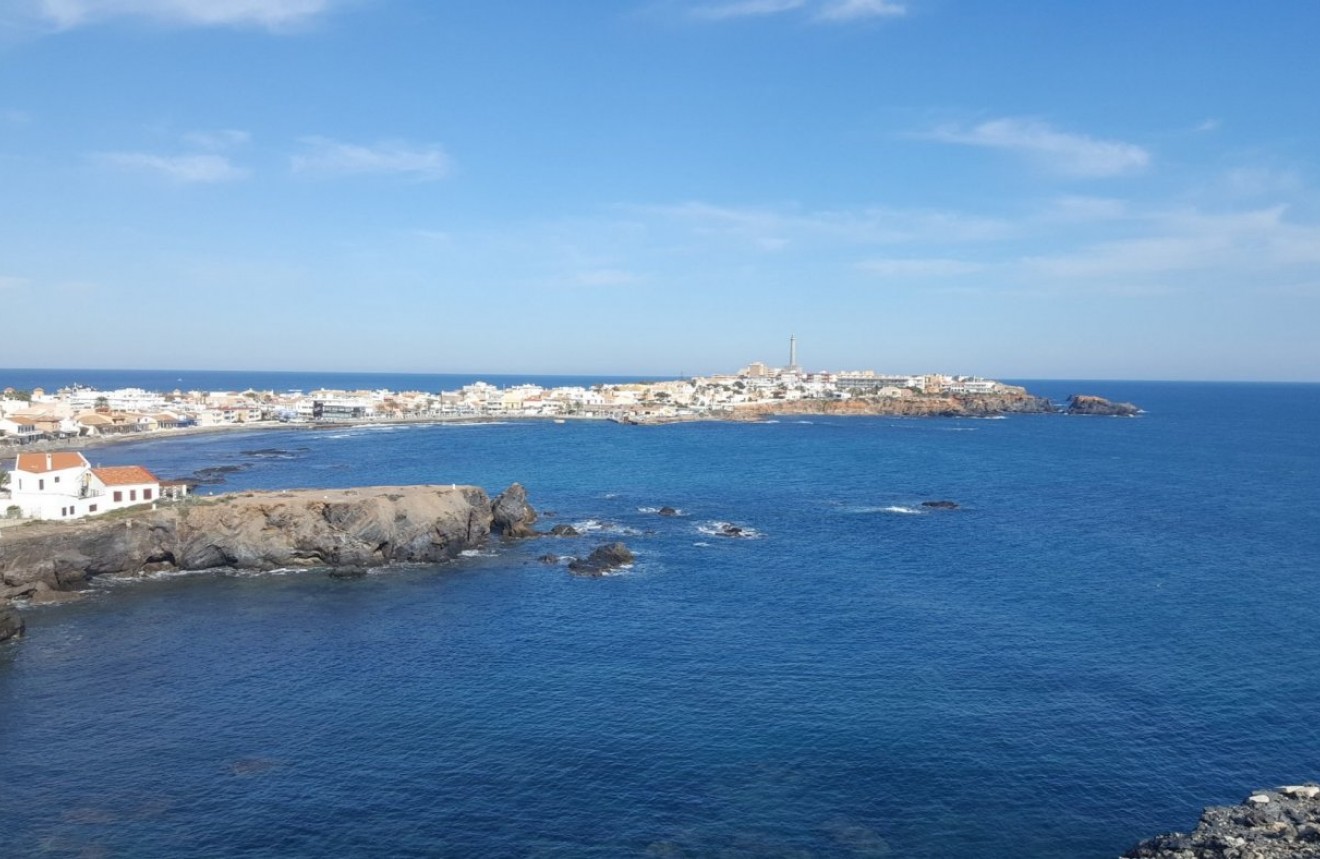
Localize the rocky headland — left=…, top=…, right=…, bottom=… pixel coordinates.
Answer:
left=726, top=389, right=1056, bottom=420
left=1123, top=784, right=1320, bottom=858
left=0, top=482, right=540, bottom=640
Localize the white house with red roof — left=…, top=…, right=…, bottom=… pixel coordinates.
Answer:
left=5, top=451, right=171, bottom=520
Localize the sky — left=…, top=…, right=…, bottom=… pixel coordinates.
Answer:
left=1, top=0, right=1318, bottom=380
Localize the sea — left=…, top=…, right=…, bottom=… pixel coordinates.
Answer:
left=2, top=378, right=1318, bottom=859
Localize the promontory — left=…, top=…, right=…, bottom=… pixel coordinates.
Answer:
left=0, top=483, right=537, bottom=614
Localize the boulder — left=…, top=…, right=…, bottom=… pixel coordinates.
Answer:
left=0, top=607, right=24, bottom=643
left=548, top=524, right=580, bottom=537
left=491, top=483, right=538, bottom=539
left=567, top=543, right=634, bottom=577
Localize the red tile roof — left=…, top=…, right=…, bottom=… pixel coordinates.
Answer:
left=14, top=452, right=89, bottom=473
left=91, top=466, right=160, bottom=487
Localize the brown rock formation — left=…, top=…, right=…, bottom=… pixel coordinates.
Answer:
left=0, top=485, right=496, bottom=594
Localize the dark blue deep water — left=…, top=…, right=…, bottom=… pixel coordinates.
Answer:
left=3, top=381, right=1319, bottom=858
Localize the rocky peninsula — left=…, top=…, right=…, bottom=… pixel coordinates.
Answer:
left=0, top=482, right=539, bottom=640
left=1124, top=784, right=1320, bottom=858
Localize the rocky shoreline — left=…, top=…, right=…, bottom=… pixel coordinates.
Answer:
left=0, top=483, right=541, bottom=640
left=1124, top=784, right=1320, bottom=858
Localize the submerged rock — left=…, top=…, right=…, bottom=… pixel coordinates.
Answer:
left=1123, top=784, right=1320, bottom=858
left=658, top=506, right=679, bottom=517
left=537, top=553, right=560, bottom=565
left=491, top=483, right=538, bottom=539
left=0, top=607, right=24, bottom=642
left=921, top=500, right=959, bottom=510
left=567, top=542, right=634, bottom=577
left=1066, top=394, right=1140, bottom=416
left=327, top=567, right=368, bottom=579
left=548, top=524, right=580, bottom=537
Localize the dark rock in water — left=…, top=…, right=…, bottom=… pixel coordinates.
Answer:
left=0, top=607, right=24, bottom=642
left=189, top=464, right=250, bottom=485
left=1066, top=394, right=1140, bottom=416
left=491, top=483, right=538, bottom=539
left=548, top=524, right=580, bottom=537
left=537, top=554, right=560, bottom=565
left=567, top=542, right=634, bottom=577
left=658, top=506, right=679, bottom=517
left=327, top=567, right=368, bottom=579
left=241, top=447, right=309, bottom=459
left=1123, top=784, right=1320, bottom=859
left=921, top=500, right=959, bottom=510
left=716, top=522, right=748, bottom=538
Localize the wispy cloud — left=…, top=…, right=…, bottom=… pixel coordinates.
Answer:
left=1024, top=207, right=1320, bottom=279
left=573, top=268, right=642, bottom=287
left=31, top=0, right=336, bottom=30
left=816, top=0, right=906, bottom=22
left=687, top=0, right=905, bottom=22
left=690, top=0, right=805, bottom=21
left=857, top=257, right=983, bottom=277
left=95, top=151, right=249, bottom=183
left=182, top=128, right=251, bottom=150
left=924, top=117, right=1151, bottom=178
left=292, top=137, right=452, bottom=181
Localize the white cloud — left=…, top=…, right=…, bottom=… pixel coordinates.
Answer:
left=95, top=151, right=249, bottom=183
left=32, top=0, right=334, bottom=30
left=1194, top=118, right=1221, bottom=133
left=816, top=0, right=906, bottom=22
left=857, top=257, right=983, bottom=277
left=182, top=129, right=251, bottom=150
left=292, top=138, right=452, bottom=181
left=926, top=117, right=1150, bottom=178
left=690, top=0, right=805, bottom=20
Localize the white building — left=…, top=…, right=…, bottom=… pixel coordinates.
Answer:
left=5, top=452, right=171, bottom=520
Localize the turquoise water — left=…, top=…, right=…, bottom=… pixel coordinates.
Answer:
left=2, top=381, right=1319, bottom=857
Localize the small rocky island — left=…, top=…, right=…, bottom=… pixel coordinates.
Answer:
left=0, top=482, right=541, bottom=640
left=1124, top=784, right=1320, bottom=858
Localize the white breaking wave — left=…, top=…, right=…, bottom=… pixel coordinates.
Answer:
left=881, top=505, right=924, bottom=515
left=697, top=520, right=763, bottom=539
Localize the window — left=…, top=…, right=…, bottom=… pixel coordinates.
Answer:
left=54, top=475, right=60, bottom=483
left=113, top=491, right=122, bottom=502
left=39, top=478, right=44, bottom=490
left=144, top=489, right=153, bottom=501
left=89, top=504, right=97, bottom=513
left=130, top=489, right=137, bottom=501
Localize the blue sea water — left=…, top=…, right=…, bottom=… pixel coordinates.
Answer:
left=2, top=381, right=1319, bottom=858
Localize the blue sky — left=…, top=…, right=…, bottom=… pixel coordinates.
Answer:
left=2, top=0, right=1318, bottom=380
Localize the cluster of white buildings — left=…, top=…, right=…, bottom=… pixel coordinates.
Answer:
left=0, top=365, right=1011, bottom=444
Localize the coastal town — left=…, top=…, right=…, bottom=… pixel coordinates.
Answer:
left=1, top=341, right=1033, bottom=447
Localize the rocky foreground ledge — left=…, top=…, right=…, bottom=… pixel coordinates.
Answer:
left=0, top=483, right=540, bottom=640
left=1124, top=784, right=1320, bottom=858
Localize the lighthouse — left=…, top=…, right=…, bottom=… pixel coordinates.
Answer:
left=788, top=334, right=799, bottom=373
